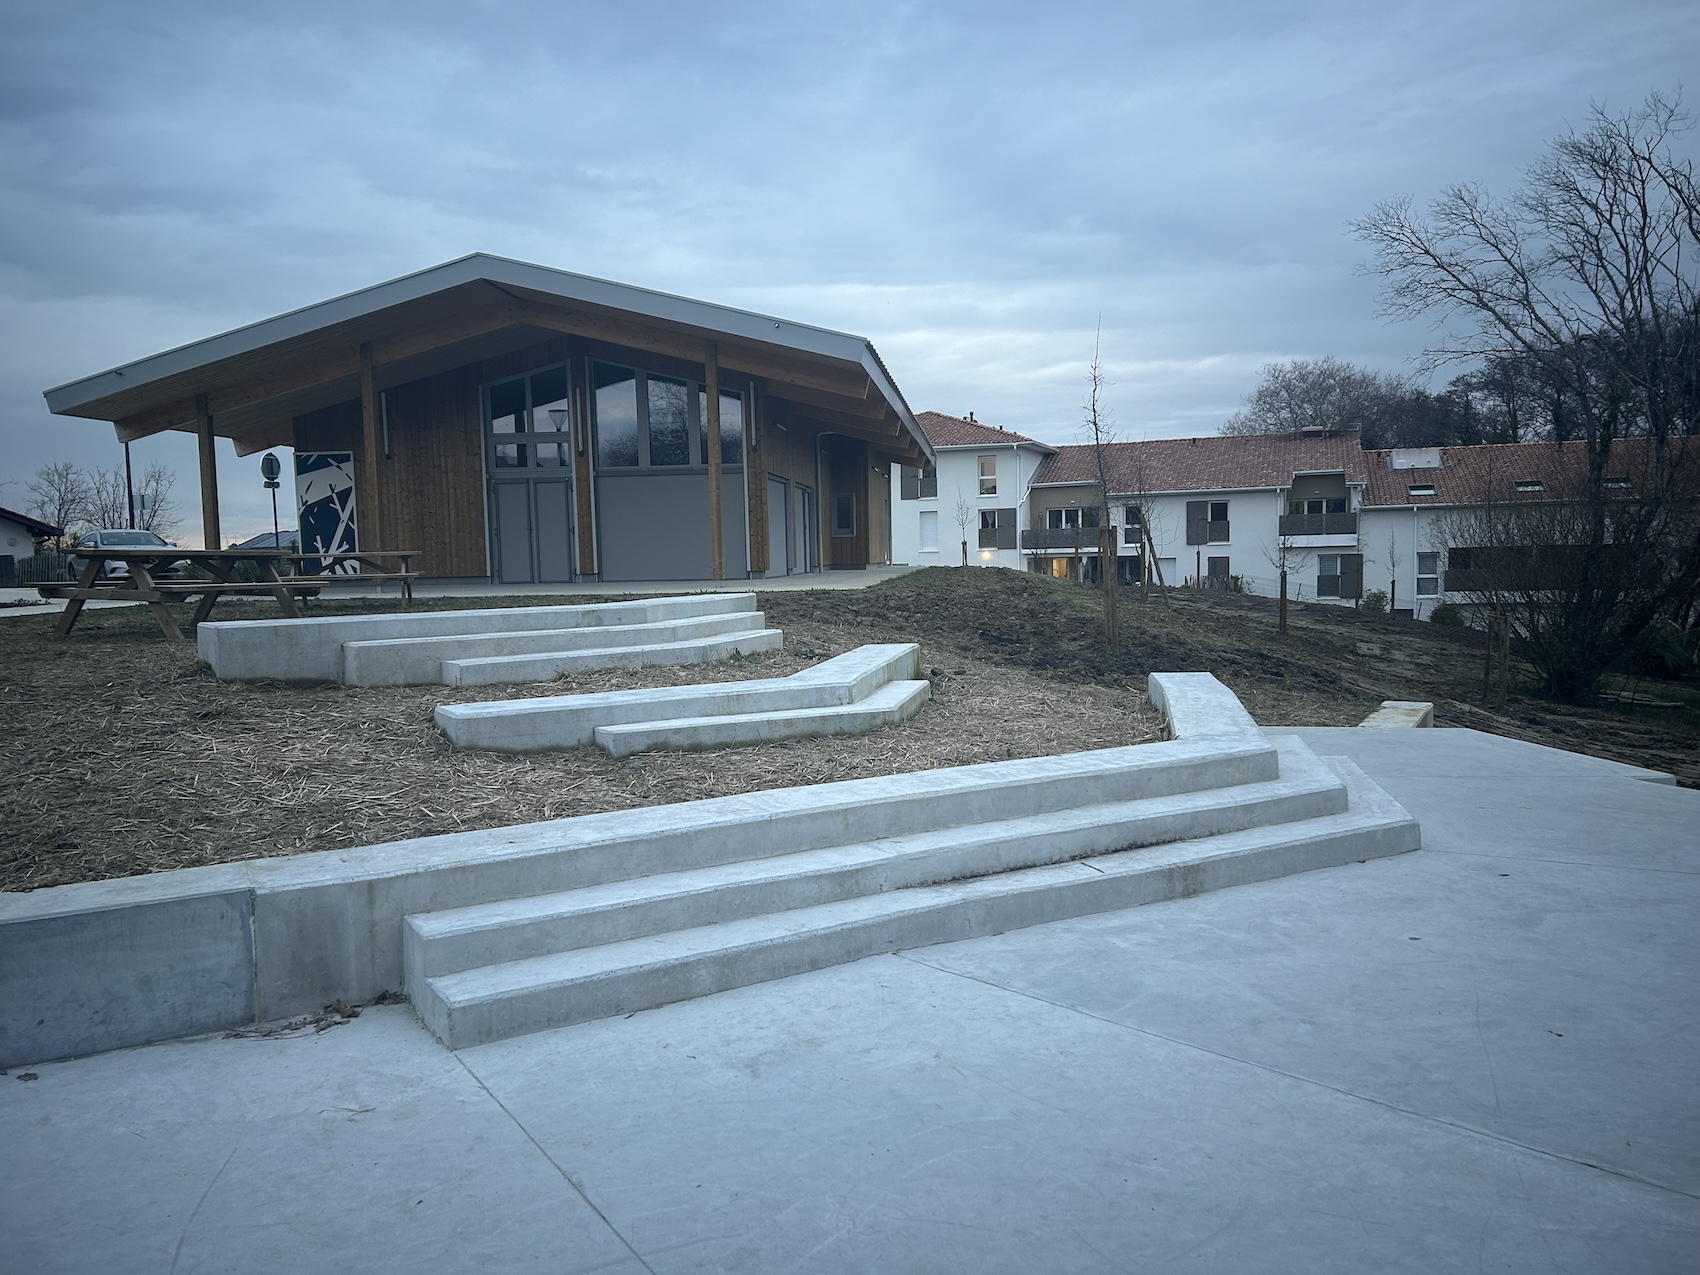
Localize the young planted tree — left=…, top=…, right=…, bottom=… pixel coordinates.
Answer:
left=1385, top=529, right=1403, bottom=614
left=953, top=491, right=974, bottom=568
left=1264, top=531, right=1298, bottom=634
left=1084, top=326, right=1118, bottom=651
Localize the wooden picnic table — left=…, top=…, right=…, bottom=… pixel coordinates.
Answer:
left=37, top=547, right=417, bottom=640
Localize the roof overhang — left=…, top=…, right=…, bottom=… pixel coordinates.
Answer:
left=43, top=254, right=932, bottom=466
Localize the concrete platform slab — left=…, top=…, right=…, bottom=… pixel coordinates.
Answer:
left=2, top=726, right=1694, bottom=1271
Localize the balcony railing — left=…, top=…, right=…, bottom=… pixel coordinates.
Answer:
left=1279, top=512, right=1358, bottom=536
left=1021, top=527, right=1101, bottom=551
left=977, top=528, right=998, bottom=549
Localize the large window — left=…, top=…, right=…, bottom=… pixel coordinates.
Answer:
left=591, top=360, right=744, bottom=471
left=593, top=364, right=639, bottom=468
left=1047, top=506, right=1100, bottom=530
left=899, top=465, right=938, bottom=500
left=645, top=375, right=691, bottom=467
left=488, top=366, right=572, bottom=470
left=978, top=455, right=997, bottom=495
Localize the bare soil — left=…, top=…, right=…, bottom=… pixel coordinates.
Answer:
left=3, top=567, right=1694, bottom=893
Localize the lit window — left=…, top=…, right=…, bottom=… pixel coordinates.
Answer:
left=978, top=455, right=997, bottom=495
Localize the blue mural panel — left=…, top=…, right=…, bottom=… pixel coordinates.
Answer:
left=295, top=452, right=359, bottom=573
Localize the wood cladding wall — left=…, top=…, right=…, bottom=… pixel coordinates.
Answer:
left=293, top=368, right=486, bottom=577
left=379, top=366, right=485, bottom=576
left=823, top=434, right=870, bottom=567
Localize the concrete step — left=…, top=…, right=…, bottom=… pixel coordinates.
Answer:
left=343, top=611, right=771, bottom=686
left=405, top=739, right=1345, bottom=980
left=439, top=628, right=785, bottom=687
left=436, top=644, right=921, bottom=752
left=413, top=752, right=1417, bottom=1048
left=593, top=678, right=931, bottom=757
left=199, top=592, right=758, bottom=682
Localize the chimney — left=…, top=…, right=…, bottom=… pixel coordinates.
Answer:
left=1299, top=424, right=1326, bottom=438
left=967, top=411, right=976, bottom=423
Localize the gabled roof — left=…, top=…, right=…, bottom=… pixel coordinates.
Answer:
left=42, top=253, right=930, bottom=465
left=1031, top=430, right=1369, bottom=492
left=1360, top=436, right=1682, bottom=506
left=914, top=411, right=1052, bottom=451
left=0, top=506, right=63, bottom=538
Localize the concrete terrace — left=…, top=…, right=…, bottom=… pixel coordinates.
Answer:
left=2, top=726, right=1695, bottom=1273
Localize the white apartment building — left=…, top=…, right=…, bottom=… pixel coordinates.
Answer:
left=896, top=424, right=1658, bottom=619
left=889, top=413, right=1055, bottom=570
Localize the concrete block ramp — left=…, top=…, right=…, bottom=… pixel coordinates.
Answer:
left=404, top=673, right=1420, bottom=1048
left=435, top=643, right=930, bottom=755
left=196, top=593, right=779, bottom=685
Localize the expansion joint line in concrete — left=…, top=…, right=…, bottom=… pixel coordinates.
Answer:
left=1425, top=846, right=1700, bottom=878
left=450, top=1053, right=660, bottom=1275
left=892, top=953, right=1700, bottom=1204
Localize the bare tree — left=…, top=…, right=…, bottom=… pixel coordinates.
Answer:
left=1083, top=326, right=1118, bottom=650
left=1356, top=90, right=1700, bottom=700
left=84, top=466, right=130, bottom=531
left=134, top=463, right=180, bottom=535
left=952, top=491, right=974, bottom=568
left=25, top=462, right=88, bottom=547
left=1385, top=530, right=1403, bottom=614
left=1264, top=530, right=1298, bottom=634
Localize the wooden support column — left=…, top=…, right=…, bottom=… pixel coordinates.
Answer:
left=194, top=393, right=221, bottom=551
left=573, top=372, right=597, bottom=577
left=704, top=340, right=725, bottom=580
left=358, top=341, right=383, bottom=550
left=746, top=387, right=769, bottom=573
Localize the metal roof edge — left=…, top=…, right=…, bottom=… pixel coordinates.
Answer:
left=43, top=254, right=884, bottom=416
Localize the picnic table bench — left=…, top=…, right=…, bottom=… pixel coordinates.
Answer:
left=37, top=548, right=418, bottom=640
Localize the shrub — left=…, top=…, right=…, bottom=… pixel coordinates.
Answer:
left=1360, top=588, right=1389, bottom=614
left=1428, top=602, right=1465, bottom=626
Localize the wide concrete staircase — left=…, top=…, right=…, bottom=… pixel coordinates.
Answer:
left=401, top=674, right=1420, bottom=1049
left=436, top=644, right=930, bottom=755
left=197, top=593, right=780, bottom=685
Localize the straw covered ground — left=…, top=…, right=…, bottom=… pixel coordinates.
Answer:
left=5, top=565, right=1695, bottom=892
left=0, top=590, right=1158, bottom=891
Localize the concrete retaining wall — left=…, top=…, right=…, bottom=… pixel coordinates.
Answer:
left=1, top=672, right=1270, bottom=1067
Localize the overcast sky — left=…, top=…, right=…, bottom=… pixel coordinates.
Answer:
left=0, top=0, right=1693, bottom=540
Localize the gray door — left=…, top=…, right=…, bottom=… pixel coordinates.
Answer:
left=494, top=482, right=532, bottom=583
left=767, top=476, right=791, bottom=575
left=492, top=479, right=574, bottom=584
left=534, top=479, right=573, bottom=583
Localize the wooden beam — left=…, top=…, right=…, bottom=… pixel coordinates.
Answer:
left=746, top=387, right=769, bottom=573
left=704, top=339, right=725, bottom=580
left=359, top=342, right=382, bottom=550
left=573, top=372, right=596, bottom=577
left=772, top=380, right=890, bottom=420
left=195, top=393, right=221, bottom=551
left=111, top=292, right=519, bottom=443
left=507, top=297, right=873, bottom=401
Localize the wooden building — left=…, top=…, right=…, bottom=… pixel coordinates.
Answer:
left=43, top=255, right=931, bottom=583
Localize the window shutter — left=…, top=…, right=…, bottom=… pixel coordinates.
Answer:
left=996, top=507, right=1017, bottom=549
left=1340, top=553, right=1364, bottom=600
left=1185, top=501, right=1208, bottom=545
left=900, top=467, right=919, bottom=500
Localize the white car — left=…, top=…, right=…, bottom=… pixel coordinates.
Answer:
left=66, top=529, right=185, bottom=580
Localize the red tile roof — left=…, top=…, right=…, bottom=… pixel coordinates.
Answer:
left=1360, top=437, right=1681, bottom=506
left=915, top=411, right=1049, bottom=450
left=1031, top=430, right=1370, bottom=493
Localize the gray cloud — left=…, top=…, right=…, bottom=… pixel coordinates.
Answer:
left=1, top=0, right=1693, bottom=539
